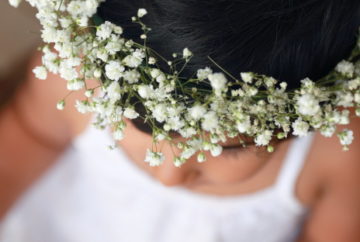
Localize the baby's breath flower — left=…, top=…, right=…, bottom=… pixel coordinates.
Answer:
left=33, top=66, right=48, bottom=80
left=67, top=1, right=84, bottom=17
left=320, top=125, right=336, bottom=137
left=8, top=0, right=22, bottom=8
left=105, top=40, right=123, bottom=55
left=337, top=129, right=354, bottom=150
left=348, top=78, right=360, bottom=90
left=96, top=21, right=114, bottom=40
left=93, top=68, right=102, bottom=78
left=335, top=60, right=355, bottom=77
left=148, top=57, right=156, bottom=65
left=183, top=48, right=193, bottom=58
left=296, top=94, right=320, bottom=116
left=180, top=147, right=196, bottom=160
left=201, top=111, right=219, bottom=132
left=152, top=104, right=167, bottom=123
left=137, top=8, right=148, bottom=18
left=85, top=89, right=94, bottom=98
left=337, top=91, right=354, bottom=107
left=197, top=67, right=213, bottom=81
left=240, top=72, right=253, bottom=83
left=60, top=66, right=78, bottom=82
left=292, top=118, right=309, bottom=137
left=236, top=116, right=251, bottom=133
left=105, top=61, right=125, bottom=81
left=174, top=157, right=186, bottom=167
left=107, top=81, right=122, bottom=102
left=354, top=92, right=360, bottom=104
left=123, top=49, right=145, bottom=68
left=124, top=107, right=139, bottom=119
left=123, top=70, right=140, bottom=84
left=96, top=48, right=109, bottom=62
left=154, top=132, right=166, bottom=141
left=210, top=144, right=223, bottom=157
left=75, top=100, right=90, bottom=114
left=150, top=68, right=162, bottom=79
left=356, top=108, right=360, bottom=117
left=339, top=110, right=350, bottom=125
left=179, top=127, right=197, bottom=138
left=138, top=85, right=153, bottom=99
left=67, top=79, right=85, bottom=91
left=189, top=104, right=207, bottom=121
left=56, top=100, right=66, bottom=110
left=255, top=130, right=273, bottom=146
left=280, top=82, right=288, bottom=90
left=145, top=149, right=165, bottom=167
left=197, top=152, right=206, bottom=162
left=208, top=73, right=227, bottom=95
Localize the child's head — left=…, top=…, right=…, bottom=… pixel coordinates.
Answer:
left=97, top=0, right=360, bottom=134
left=96, top=1, right=359, bottom=189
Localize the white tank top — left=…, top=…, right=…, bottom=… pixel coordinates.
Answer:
left=0, top=121, right=314, bottom=242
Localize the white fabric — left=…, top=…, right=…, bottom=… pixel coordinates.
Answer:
left=0, top=122, right=314, bottom=242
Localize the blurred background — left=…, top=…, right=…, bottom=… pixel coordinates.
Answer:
left=0, top=2, right=40, bottom=78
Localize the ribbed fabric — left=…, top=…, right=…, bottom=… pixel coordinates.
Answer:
left=0, top=123, right=314, bottom=242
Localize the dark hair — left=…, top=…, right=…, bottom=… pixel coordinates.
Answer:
left=97, top=0, right=360, bottom=134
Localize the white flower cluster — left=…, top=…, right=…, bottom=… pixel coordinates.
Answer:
left=10, top=0, right=360, bottom=166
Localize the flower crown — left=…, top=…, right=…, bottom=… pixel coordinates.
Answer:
left=10, top=0, right=360, bottom=167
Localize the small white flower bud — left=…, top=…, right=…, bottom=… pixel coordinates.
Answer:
left=280, top=82, right=287, bottom=90
left=56, top=100, right=65, bottom=110
left=124, top=107, right=139, bottom=119
left=356, top=108, right=360, bottom=117
left=183, top=48, right=192, bottom=58
left=137, top=8, right=148, bottom=18
left=33, top=66, right=48, bottom=80
left=337, top=129, right=354, bottom=150
left=9, top=0, right=22, bottom=8
left=276, top=132, right=286, bottom=139
left=174, top=157, right=185, bottom=167
left=148, top=57, right=156, bottom=65
left=144, top=149, right=165, bottom=167
left=197, top=152, right=206, bottom=163
left=94, top=69, right=102, bottom=79
left=85, top=89, right=94, bottom=98
left=240, top=72, right=253, bottom=83
left=267, top=146, right=274, bottom=153
left=210, top=144, right=223, bottom=157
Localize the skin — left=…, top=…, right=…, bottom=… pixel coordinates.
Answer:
left=1, top=53, right=360, bottom=241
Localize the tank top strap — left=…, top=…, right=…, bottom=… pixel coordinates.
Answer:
left=274, top=132, right=315, bottom=204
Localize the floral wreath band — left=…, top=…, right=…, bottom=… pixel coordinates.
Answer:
left=9, top=0, right=360, bottom=167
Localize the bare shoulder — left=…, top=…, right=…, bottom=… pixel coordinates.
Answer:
left=298, top=113, right=360, bottom=242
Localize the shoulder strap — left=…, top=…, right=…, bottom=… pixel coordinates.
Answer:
left=275, top=133, right=315, bottom=197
